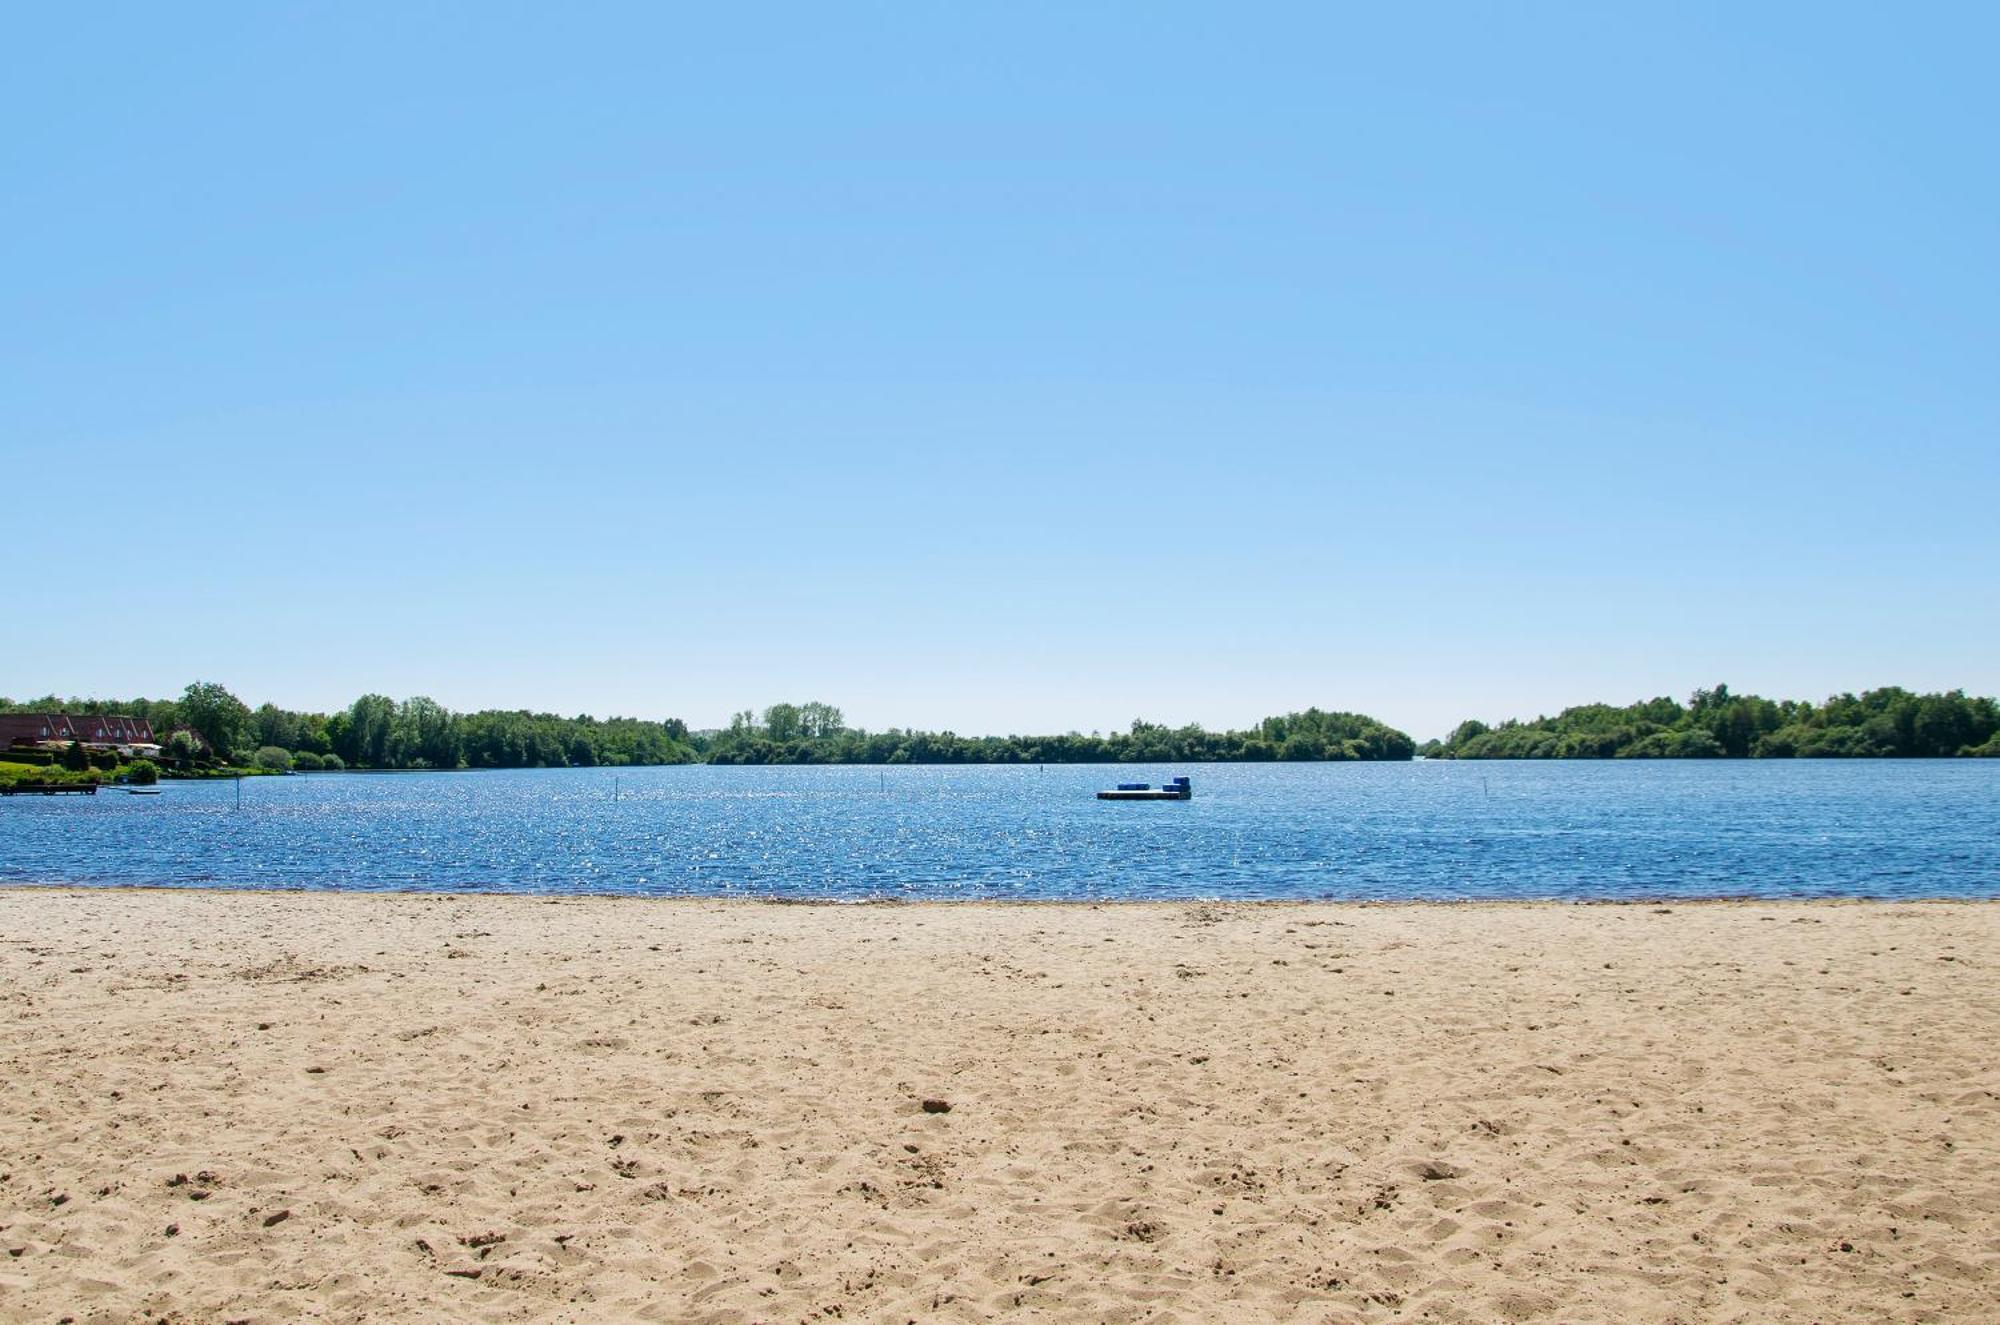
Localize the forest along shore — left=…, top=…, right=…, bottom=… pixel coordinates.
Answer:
left=2, top=890, right=1995, bottom=1323
left=14, top=680, right=2000, bottom=775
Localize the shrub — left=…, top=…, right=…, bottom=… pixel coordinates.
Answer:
left=1793, top=726, right=1888, bottom=758
left=1620, top=729, right=1726, bottom=758
left=291, top=750, right=325, bottom=771
left=11, top=764, right=100, bottom=786
left=1752, top=726, right=1804, bottom=759
left=253, top=746, right=294, bottom=771
left=126, top=759, right=161, bottom=785
left=59, top=741, right=90, bottom=772
left=320, top=752, right=346, bottom=771
left=1279, top=733, right=1327, bottom=760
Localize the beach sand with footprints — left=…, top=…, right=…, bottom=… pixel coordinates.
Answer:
left=2, top=888, right=1996, bottom=1322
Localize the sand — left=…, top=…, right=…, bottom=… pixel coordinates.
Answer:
left=1, top=890, right=1996, bottom=1324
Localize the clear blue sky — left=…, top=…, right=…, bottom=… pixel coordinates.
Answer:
left=6, top=5, right=1996, bottom=739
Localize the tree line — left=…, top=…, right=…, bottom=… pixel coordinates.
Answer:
left=14, top=682, right=1997, bottom=767
left=706, top=704, right=1416, bottom=764
left=0, top=685, right=1416, bottom=768
left=1424, top=685, right=2000, bottom=759
left=0, top=684, right=698, bottom=771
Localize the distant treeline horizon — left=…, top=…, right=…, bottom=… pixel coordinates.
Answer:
left=1424, top=685, right=2000, bottom=760
left=0, top=685, right=1413, bottom=769
left=4, top=682, right=1996, bottom=770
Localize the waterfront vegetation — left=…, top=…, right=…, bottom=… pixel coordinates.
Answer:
left=0, top=748, right=272, bottom=788
left=0, top=754, right=168, bottom=789
left=706, top=704, right=1415, bottom=764
left=1423, top=685, right=2000, bottom=760
left=3, top=684, right=1413, bottom=771
left=7, top=682, right=1997, bottom=776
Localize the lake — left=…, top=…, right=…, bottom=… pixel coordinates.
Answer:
left=2, top=761, right=1996, bottom=901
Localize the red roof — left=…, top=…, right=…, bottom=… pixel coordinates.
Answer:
left=0, top=713, right=156, bottom=747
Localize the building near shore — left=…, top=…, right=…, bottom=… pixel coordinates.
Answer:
left=0, top=713, right=162, bottom=758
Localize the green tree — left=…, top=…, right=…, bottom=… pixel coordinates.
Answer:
left=166, top=729, right=203, bottom=766
left=763, top=703, right=803, bottom=743
left=180, top=681, right=250, bottom=755
left=1447, top=719, right=1489, bottom=746
left=799, top=702, right=845, bottom=739
left=252, top=703, right=301, bottom=752
left=324, top=710, right=354, bottom=762
left=346, top=694, right=396, bottom=767
left=393, top=695, right=460, bottom=769
left=1280, top=733, right=1327, bottom=760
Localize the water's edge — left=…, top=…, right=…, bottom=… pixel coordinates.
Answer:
left=6, top=883, right=1997, bottom=908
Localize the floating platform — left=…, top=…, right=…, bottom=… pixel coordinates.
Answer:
left=1098, top=776, right=1192, bottom=801
left=0, top=782, right=98, bottom=796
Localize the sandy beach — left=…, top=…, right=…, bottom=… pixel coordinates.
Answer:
left=1, top=890, right=1995, bottom=1323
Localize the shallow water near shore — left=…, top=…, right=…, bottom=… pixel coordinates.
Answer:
left=3, top=760, right=1997, bottom=900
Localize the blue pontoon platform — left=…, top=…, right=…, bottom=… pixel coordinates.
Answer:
left=1097, top=776, right=1191, bottom=801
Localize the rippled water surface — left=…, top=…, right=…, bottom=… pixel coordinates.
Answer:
left=3, top=761, right=1997, bottom=901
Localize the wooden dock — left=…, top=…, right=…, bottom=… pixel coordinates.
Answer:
left=0, top=782, right=98, bottom=796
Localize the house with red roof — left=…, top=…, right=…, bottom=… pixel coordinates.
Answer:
left=0, top=713, right=161, bottom=757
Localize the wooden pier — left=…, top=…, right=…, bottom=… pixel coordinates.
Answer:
left=0, top=782, right=98, bottom=796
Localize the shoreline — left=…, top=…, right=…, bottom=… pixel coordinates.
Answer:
left=5, top=881, right=1997, bottom=907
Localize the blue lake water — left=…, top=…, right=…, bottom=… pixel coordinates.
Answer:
left=2, top=761, right=1997, bottom=901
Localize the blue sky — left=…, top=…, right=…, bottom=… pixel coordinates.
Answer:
left=6, top=4, right=1996, bottom=739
